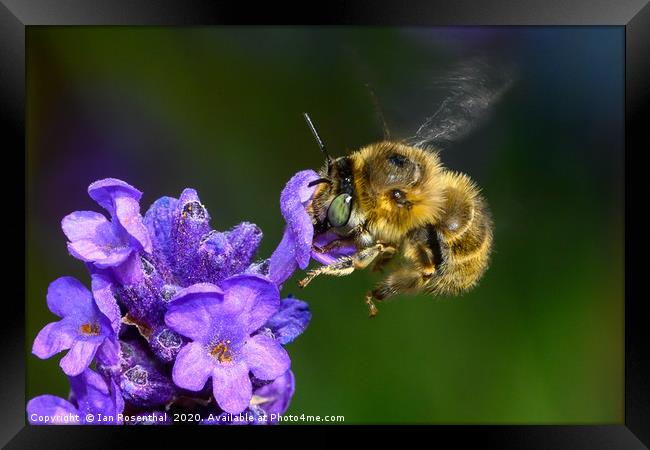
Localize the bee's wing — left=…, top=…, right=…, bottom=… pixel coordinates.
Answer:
left=402, top=58, right=516, bottom=151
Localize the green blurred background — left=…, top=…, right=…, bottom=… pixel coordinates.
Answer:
left=26, top=27, right=624, bottom=424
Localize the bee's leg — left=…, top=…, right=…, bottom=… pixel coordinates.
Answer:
left=297, top=256, right=355, bottom=288
left=414, top=243, right=436, bottom=278
left=371, top=247, right=397, bottom=273
left=312, top=237, right=355, bottom=254
left=313, top=223, right=369, bottom=254
left=366, top=267, right=426, bottom=318
left=364, top=291, right=380, bottom=318
left=402, top=235, right=437, bottom=277
left=298, top=243, right=392, bottom=288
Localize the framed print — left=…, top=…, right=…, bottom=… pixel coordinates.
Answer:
left=2, top=0, right=648, bottom=447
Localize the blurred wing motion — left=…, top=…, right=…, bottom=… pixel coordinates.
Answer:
left=403, top=58, right=516, bottom=150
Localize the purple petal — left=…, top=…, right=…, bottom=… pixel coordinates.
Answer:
left=279, top=170, right=320, bottom=269
left=171, top=282, right=223, bottom=302
left=165, top=283, right=223, bottom=343
left=69, top=369, right=123, bottom=423
left=311, top=231, right=357, bottom=265
left=211, top=362, right=252, bottom=414
left=91, top=273, right=121, bottom=334
left=110, top=251, right=144, bottom=286
left=61, top=211, right=108, bottom=242
left=220, top=275, right=280, bottom=332
left=283, top=170, right=320, bottom=205
left=264, top=296, right=311, bottom=345
left=27, top=395, right=78, bottom=425
left=46, top=276, right=95, bottom=318
left=62, top=211, right=132, bottom=266
left=88, top=178, right=143, bottom=215
left=254, top=369, right=295, bottom=417
left=90, top=248, right=134, bottom=269
left=69, top=369, right=108, bottom=408
left=32, top=320, right=76, bottom=359
left=268, top=228, right=299, bottom=286
left=243, top=334, right=291, bottom=380
left=60, top=338, right=102, bottom=376
left=114, top=193, right=152, bottom=253
left=95, top=337, right=121, bottom=376
left=286, top=220, right=313, bottom=270
left=111, top=379, right=125, bottom=424
left=172, top=342, right=214, bottom=391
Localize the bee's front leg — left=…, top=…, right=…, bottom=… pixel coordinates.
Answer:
left=298, top=243, right=394, bottom=288
left=312, top=237, right=355, bottom=254
left=297, top=256, right=355, bottom=288
left=312, top=224, right=367, bottom=254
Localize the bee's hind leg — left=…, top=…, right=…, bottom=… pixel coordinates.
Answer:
left=364, top=290, right=382, bottom=318
left=371, top=246, right=396, bottom=273
left=297, top=243, right=393, bottom=289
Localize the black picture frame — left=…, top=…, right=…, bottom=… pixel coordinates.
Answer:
left=3, top=0, right=648, bottom=447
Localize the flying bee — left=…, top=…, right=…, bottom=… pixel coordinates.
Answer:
left=297, top=58, right=514, bottom=317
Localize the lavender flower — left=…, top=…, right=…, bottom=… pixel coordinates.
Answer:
left=252, top=368, right=295, bottom=420
left=29, top=174, right=317, bottom=426
left=166, top=276, right=290, bottom=414
left=200, top=369, right=295, bottom=425
left=32, top=277, right=116, bottom=376
left=261, top=295, right=311, bottom=345
left=143, top=189, right=263, bottom=287
left=62, top=179, right=151, bottom=284
left=268, top=170, right=355, bottom=284
left=268, top=170, right=320, bottom=285
left=27, top=369, right=124, bottom=425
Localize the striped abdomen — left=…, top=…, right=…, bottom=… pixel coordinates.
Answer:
left=425, top=171, right=493, bottom=295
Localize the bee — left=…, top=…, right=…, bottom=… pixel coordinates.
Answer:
left=297, top=58, right=513, bottom=317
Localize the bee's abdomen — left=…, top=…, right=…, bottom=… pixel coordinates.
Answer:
left=426, top=173, right=493, bottom=295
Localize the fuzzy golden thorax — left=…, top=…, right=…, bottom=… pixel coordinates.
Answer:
left=350, top=142, right=446, bottom=244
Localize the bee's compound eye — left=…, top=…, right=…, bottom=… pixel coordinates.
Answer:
left=327, top=194, right=353, bottom=227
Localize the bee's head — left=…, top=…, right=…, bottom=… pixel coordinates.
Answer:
left=325, top=157, right=356, bottom=228
left=307, top=156, right=356, bottom=233
left=303, top=113, right=356, bottom=232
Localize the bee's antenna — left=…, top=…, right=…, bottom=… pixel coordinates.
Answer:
left=308, top=177, right=333, bottom=188
left=365, top=83, right=391, bottom=140
left=303, top=112, right=333, bottom=172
